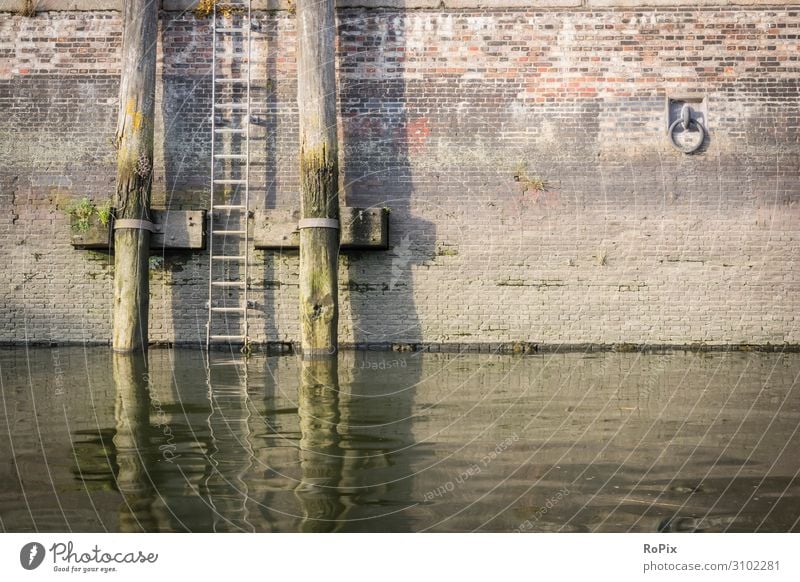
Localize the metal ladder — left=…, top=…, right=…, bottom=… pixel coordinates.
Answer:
left=207, top=0, right=252, bottom=349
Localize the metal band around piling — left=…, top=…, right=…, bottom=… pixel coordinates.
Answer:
left=298, top=218, right=340, bottom=230
left=113, top=219, right=156, bottom=232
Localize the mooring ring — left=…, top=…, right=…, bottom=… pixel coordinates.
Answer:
left=668, top=117, right=706, bottom=154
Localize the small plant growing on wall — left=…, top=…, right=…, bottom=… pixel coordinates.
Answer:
left=96, top=200, right=113, bottom=227
left=513, top=162, right=547, bottom=194
left=195, top=0, right=244, bottom=18
left=148, top=256, right=164, bottom=271
left=65, top=197, right=114, bottom=233
left=67, top=198, right=97, bottom=233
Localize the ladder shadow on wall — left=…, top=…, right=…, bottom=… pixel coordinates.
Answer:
left=159, top=10, right=216, bottom=346
left=256, top=11, right=284, bottom=347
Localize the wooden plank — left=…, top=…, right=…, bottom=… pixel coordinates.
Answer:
left=342, top=207, right=389, bottom=250
left=252, top=208, right=302, bottom=249
left=150, top=209, right=206, bottom=250
left=253, top=207, right=389, bottom=250
left=70, top=215, right=112, bottom=249
left=70, top=210, right=206, bottom=251
left=71, top=207, right=385, bottom=251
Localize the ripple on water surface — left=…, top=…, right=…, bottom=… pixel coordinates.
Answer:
left=0, top=348, right=798, bottom=532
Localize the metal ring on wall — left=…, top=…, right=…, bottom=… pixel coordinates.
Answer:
left=668, top=117, right=706, bottom=154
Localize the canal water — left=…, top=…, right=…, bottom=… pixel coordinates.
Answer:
left=1, top=347, right=798, bottom=532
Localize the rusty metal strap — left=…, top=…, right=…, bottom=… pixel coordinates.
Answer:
left=298, top=218, right=340, bottom=230
left=114, top=219, right=156, bottom=232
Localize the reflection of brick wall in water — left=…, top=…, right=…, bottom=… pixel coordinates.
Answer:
left=1, top=4, right=798, bottom=346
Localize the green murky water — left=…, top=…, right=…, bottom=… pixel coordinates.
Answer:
left=1, top=347, right=798, bottom=532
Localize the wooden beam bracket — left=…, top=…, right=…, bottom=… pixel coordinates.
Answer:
left=71, top=206, right=388, bottom=252
left=254, top=207, right=389, bottom=251
left=70, top=209, right=206, bottom=251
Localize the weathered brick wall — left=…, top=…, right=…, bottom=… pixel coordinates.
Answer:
left=1, top=6, right=798, bottom=347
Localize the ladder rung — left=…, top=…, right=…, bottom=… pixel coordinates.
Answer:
left=212, top=255, right=247, bottom=261
left=214, top=179, right=247, bottom=185
left=210, top=335, right=246, bottom=341
left=211, top=307, right=246, bottom=313
left=214, top=154, right=247, bottom=159
left=212, top=229, right=246, bottom=235
left=214, top=128, right=247, bottom=134
left=213, top=205, right=246, bottom=210
left=215, top=78, right=247, bottom=83
left=215, top=103, right=249, bottom=109
left=211, top=281, right=246, bottom=287
left=215, top=28, right=247, bottom=33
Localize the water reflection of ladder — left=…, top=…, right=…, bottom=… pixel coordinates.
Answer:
left=204, top=358, right=256, bottom=532
left=206, top=0, right=252, bottom=348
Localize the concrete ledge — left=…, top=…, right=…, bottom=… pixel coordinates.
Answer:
left=341, top=342, right=800, bottom=354
left=3, top=0, right=799, bottom=12
left=6, top=340, right=797, bottom=353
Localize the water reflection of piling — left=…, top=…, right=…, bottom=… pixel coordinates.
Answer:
left=112, top=352, right=156, bottom=532
left=295, top=358, right=346, bottom=532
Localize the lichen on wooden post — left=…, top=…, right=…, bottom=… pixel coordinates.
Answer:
left=297, top=0, right=340, bottom=357
left=112, top=0, right=158, bottom=352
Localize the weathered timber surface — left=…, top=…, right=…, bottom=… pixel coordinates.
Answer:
left=297, top=0, right=340, bottom=355
left=70, top=215, right=112, bottom=249
left=253, top=207, right=388, bottom=250
left=151, top=210, right=205, bottom=250
left=112, top=0, right=158, bottom=352
left=71, top=210, right=206, bottom=250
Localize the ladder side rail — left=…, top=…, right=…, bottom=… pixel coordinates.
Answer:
left=243, top=0, right=252, bottom=345
left=206, top=6, right=219, bottom=348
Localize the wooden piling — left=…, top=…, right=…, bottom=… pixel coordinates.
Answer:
left=112, top=0, right=158, bottom=352
left=296, top=0, right=340, bottom=357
